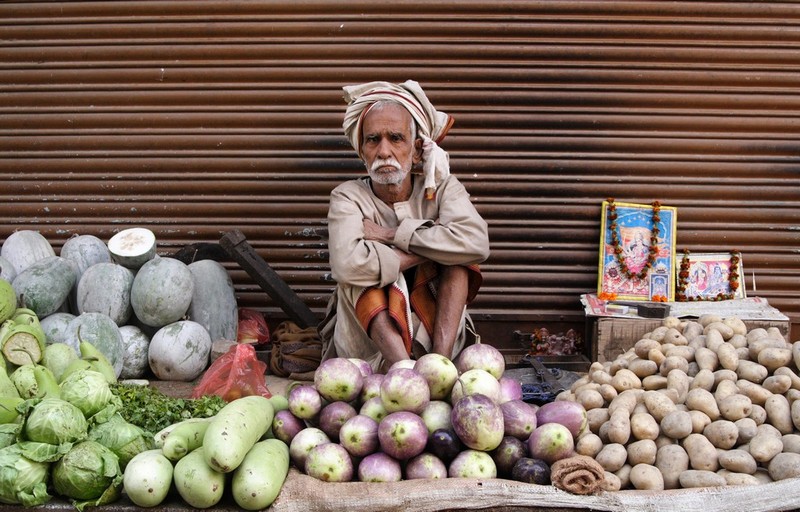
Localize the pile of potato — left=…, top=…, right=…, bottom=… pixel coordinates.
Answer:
left=560, top=314, right=800, bottom=491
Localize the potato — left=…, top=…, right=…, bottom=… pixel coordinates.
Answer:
left=698, top=314, right=722, bottom=328
left=662, top=316, right=681, bottom=329
left=688, top=410, right=712, bottom=434
left=793, top=341, right=800, bottom=370
left=630, top=412, right=660, bottom=441
left=786, top=389, right=800, bottom=405
left=718, top=448, right=758, bottom=474
left=691, top=369, right=715, bottom=391
left=774, top=366, right=800, bottom=391
left=718, top=394, right=752, bottom=422
left=626, top=439, right=657, bottom=466
left=627, top=358, right=659, bottom=378
left=686, top=361, right=700, bottom=378
left=702, top=419, right=739, bottom=449
left=704, top=328, right=726, bottom=352
left=642, top=390, right=676, bottom=422
left=607, top=410, right=632, bottom=445
left=792, top=399, right=800, bottom=431
left=642, top=375, right=668, bottom=391
left=746, top=328, right=769, bottom=345
left=614, top=464, right=632, bottom=488
left=664, top=345, right=694, bottom=361
left=575, top=432, right=603, bottom=458
left=749, top=336, right=789, bottom=360
left=634, top=338, right=660, bottom=359
left=713, top=379, right=740, bottom=404
left=682, top=321, right=704, bottom=341
left=718, top=470, right=760, bottom=486
left=609, top=358, right=629, bottom=375
left=756, top=422, right=782, bottom=439
left=765, top=394, right=794, bottom=434
left=762, top=374, right=792, bottom=395
left=736, top=360, right=768, bottom=384
left=768, top=452, right=800, bottom=481
left=713, top=369, right=738, bottom=387
left=679, top=470, right=727, bottom=488
left=716, top=342, right=739, bottom=371
left=660, top=410, right=693, bottom=440
left=576, top=388, right=605, bottom=411
left=608, top=389, right=642, bottom=416
left=655, top=444, right=688, bottom=489
left=600, top=471, right=622, bottom=492
left=752, top=468, right=774, bottom=485
left=589, top=370, right=613, bottom=386
left=750, top=403, right=767, bottom=425
left=758, top=347, right=793, bottom=374
left=595, top=442, right=628, bottom=472
left=610, top=369, right=642, bottom=393
left=648, top=326, right=670, bottom=342
left=728, top=333, right=748, bottom=349
left=629, top=463, right=664, bottom=490
left=737, top=379, right=772, bottom=406
left=597, top=383, right=618, bottom=403
left=662, top=328, right=688, bottom=346
left=647, top=348, right=666, bottom=366
left=749, top=432, right=783, bottom=463
left=722, top=316, right=748, bottom=336
left=782, top=433, right=800, bottom=454
left=685, top=388, right=720, bottom=420
left=694, top=347, right=719, bottom=372
left=734, top=417, right=758, bottom=444
left=666, top=369, right=690, bottom=403
left=586, top=407, right=610, bottom=434
left=682, top=433, right=719, bottom=471
left=704, top=321, right=734, bottom=341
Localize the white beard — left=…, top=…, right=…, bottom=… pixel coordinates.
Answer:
left=367, top=158, right=410, bottom=185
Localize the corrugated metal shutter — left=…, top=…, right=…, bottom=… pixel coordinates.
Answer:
left=1, top=1, right=799, bottom=348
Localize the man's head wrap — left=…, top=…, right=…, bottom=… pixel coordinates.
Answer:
left=342, top=80, right=454, bottom=199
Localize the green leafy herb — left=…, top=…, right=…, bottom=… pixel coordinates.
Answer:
left=110, top=384, right=226, bottom=434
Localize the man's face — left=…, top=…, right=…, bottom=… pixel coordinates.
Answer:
left=360, top=102, right=420, bottom=185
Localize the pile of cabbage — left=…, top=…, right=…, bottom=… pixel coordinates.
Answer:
left=0, top=369, right=152, bottom=510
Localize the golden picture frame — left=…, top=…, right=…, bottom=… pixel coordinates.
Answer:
left=597, top=200, right=678, bottom=301
left=676, top=251, right=746, bottom=301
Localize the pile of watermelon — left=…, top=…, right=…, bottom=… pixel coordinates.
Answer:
left=0, top=229, right=239, bottom=382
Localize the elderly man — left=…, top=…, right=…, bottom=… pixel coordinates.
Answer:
left=319, top=80, right=490, bottom=372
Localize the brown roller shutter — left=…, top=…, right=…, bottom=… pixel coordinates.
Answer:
left=1, top=1, right=798, bottom=350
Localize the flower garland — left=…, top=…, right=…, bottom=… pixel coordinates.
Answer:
left=606, top=198, right=661, bottom=280
left=675, top=249, right=740, bottom=301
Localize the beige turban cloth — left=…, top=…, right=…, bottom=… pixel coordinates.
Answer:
left=342, top=80, right=454, bottom=199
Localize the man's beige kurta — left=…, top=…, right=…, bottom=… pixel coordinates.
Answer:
left=320, top=173, right=490, bottom=371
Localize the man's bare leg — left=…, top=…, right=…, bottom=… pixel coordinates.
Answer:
left=368, top=310, right=411, bottom=369
left=431, top=265, right=469, bottom=359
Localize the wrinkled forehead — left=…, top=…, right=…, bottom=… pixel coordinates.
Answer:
left=361, top=101, right=414, bottom=135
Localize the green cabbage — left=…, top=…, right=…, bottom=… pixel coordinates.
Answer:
left=0, top=444, right=51, bottom=507
left=52, top=440, right=122, bottom=507
left=23, top=397, right=87, bottom=447
left=88, top=413, right=152, bottom=469
left=59, top=369, right=116, bottom=418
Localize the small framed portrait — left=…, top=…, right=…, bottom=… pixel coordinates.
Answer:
left=597, top=199, right=678, bottom=301
left=676, top=251, right=745, bottom=301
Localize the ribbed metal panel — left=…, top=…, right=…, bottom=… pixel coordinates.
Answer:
left=1, top=1, right=799, bottom=344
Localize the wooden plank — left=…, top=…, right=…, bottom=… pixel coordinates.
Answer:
left=219, top=230, right=318, bottom=329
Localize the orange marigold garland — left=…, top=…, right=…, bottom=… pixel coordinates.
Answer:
left=606, top=198, right=661, bottom=281
left=675, top=249, right=741, bottom=302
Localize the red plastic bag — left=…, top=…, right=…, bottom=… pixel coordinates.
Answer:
left=237, top=308, right=271, bottom=346
left=191, top=343, right=272, bottom=402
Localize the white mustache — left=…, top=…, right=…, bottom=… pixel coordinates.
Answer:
left=369, top=158, right=402, bottom=173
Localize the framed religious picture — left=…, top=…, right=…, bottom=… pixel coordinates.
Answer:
left=597, top=199, right=678, bottom=301
left=675, top=251, right=745, bottom=301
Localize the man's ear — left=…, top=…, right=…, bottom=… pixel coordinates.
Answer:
left=413, top=137, right=424, bottom=164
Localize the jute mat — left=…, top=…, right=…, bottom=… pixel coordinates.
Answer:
left=270, top=470, right=800, bottom=512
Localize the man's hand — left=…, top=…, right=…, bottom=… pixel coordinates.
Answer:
left=362, top=218, right=396, bottom=244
